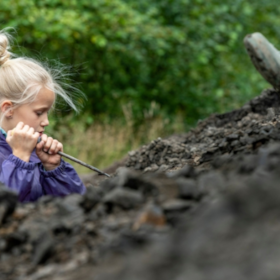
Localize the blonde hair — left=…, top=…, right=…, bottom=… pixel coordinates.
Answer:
left=0, top=29, right=80, bottom=120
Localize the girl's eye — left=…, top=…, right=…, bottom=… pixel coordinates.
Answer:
left=36, top=112, right=43, bottom=116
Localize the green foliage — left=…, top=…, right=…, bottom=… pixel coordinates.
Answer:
left=1, top=0, right=279, bottom=125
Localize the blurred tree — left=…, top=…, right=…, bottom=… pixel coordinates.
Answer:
left=1, top=0, right=279, bottom=124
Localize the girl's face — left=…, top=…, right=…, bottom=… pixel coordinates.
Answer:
left=8, top=87, right=55, bottom=136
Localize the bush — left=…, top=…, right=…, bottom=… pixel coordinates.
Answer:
left=1, top=0, right=278, bottom=125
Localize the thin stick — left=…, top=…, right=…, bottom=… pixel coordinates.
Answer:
left=58, top=151, right=110, bottom=177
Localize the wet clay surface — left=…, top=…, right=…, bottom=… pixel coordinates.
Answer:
left=2, top=89, right=280, bottom=279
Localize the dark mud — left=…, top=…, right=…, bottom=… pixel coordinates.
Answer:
left=2, top=89, right=280, bottom=280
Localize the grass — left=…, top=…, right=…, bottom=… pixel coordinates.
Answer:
left=45, top=115, right=187, bottom=175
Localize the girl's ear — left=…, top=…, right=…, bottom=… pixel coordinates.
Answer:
left=1, top=100, right=13, bottom=117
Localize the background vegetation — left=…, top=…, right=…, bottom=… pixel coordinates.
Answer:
left=1, top=0, right=279, bottom=172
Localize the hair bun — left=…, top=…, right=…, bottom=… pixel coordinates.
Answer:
left=0, top=34, right=11, bottom=66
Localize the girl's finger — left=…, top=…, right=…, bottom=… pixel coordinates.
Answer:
left=48, top=139, right=58, bottom=154
left=27, top=127, right=35, bottom=135
left=36, top=139, right=45, bottom=150
left=15, top=122, right=24, bottom=130
left=41, top=134, right=48, bottom=142
left=54, top=142, right=63, bottom=154
left=22, top=124, right=30, bottom=132
left=33, top=131, right=40, bottom=140
left=44, top=137, right=53, bottom=153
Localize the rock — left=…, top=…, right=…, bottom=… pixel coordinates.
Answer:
left=176, top=178, right=200, bottom=200
left=33, top=231, right=54, bottom=265
left=109, top=167, right=158, bottom=196
left=197, top=171, right=226, bottom=197
left=0, top=184, right=18, bottom=225
left=162, top=199, right=193, bottom=213
left=168, top=165, right=196, bottom=178
left=80, top=186, right=103, bottom=212
left=133, top=203, right=166, bottom=230
left=103, top=188, right=144, bottom=209
left=52, top=194, right=85, bottom=233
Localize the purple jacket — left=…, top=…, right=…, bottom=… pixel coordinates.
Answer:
left=0, top=132, right=86, bottom=202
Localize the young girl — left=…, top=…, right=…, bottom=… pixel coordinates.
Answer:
left=0, top=29, right=86, bottom=202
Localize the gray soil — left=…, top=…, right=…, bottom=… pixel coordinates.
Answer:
left=2, top=88, right=280, bottom=280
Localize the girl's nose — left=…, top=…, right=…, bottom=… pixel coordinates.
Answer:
left=41, top=115, right=49, bottom=126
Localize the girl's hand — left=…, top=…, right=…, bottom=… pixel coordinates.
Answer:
left=7, top=122, right=39, bottom=162
left=36, top=133, right=63, bottom=171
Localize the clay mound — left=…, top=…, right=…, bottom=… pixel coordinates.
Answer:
left=1, top=89, right=280, bottom=280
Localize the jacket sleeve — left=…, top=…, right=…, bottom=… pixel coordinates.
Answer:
left=0, top=154, right=43, bottom=202
left=39, top=159, right=86, bottom=196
